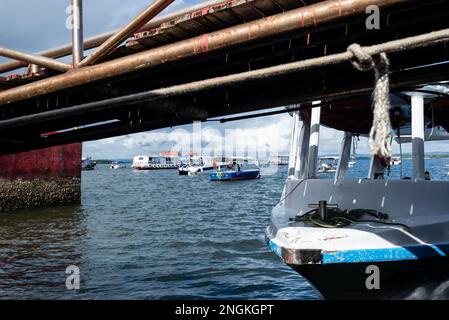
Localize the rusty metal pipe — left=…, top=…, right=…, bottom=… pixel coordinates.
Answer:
left=79, top=0, right=174, bottom=67
left=0, top=0, right=413, bottom=105
left=0, top=0, right=228, bottom=74
left=4, top=25, right=449, bottom=132
left=0, top=47, right=71, bottom=73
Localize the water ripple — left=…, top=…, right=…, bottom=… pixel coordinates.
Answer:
left=0, top=164, right=325, bottom=299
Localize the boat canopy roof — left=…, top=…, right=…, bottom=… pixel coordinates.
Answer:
left=300, top=92, right=449, bottom=135
left=213, top=156, right=258, bottom=163
left=320, top=156, right=339, bottom=160
left=134, top=154, right=180, bottom=159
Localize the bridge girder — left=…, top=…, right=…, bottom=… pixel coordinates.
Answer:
left=1, top=0, right=449, bottom=155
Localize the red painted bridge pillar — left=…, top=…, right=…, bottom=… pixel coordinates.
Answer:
left=0, top=143, right=82, bottom=211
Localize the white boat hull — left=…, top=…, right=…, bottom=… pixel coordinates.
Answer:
left=267, top=178, right=449, bottom=299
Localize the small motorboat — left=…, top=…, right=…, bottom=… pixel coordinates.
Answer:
left=269, top=155, right=290, bottom=166
left=178, top=156, right=215, bottom=176
left=81, top=157, right=96, bottom=171
left=318, top=156, right=338, bottom=173
left=348, top=157, right=357, bottom=168
left=110, top=161, right=125, bottom=169
left=210, top=157, right=260, bottom=181
left=390, top=156, right=402, bottom=166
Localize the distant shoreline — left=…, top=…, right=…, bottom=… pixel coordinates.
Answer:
left=90, top=154, right=449, bottom=164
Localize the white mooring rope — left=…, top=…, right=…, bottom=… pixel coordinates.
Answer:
left=347, top=44, right=392, bottom=159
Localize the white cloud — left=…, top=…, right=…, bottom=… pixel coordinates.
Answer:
left=82, top=114, right=367, bottom=159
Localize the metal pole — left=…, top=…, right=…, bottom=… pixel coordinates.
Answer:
left=79, top=0, right=174, bottom=67
left=72, top=0, right=84, bottom=67
left=287, top=109, right=300, bottom=178
left=0, top=47, right=71, bottom=73
left=296, top=117, right=311, bottom=180
left=335, top=132, right=352, bottom=182
left=307, top=103, right=321, bottom=178
left=0, top=0, right=419, bottom=105
left=411, top=94, right=425, bottom=180
left=0, top=0, right=230, bottom=74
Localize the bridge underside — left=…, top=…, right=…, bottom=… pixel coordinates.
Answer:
left=1, top=0, right=449, bottom=155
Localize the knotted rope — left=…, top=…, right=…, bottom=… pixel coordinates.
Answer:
left=347, top=44, right=392, bottom=159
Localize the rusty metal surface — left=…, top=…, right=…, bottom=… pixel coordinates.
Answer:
left=0, top=0, right=316, bottom=76
left=0, top=0, right=449, bottom=154
left=124, top=0, right=312, bottom=52
left=0, top=0, right=414, bottom=106
left=79, top=0, right=175, bottom=67
left=0, top=0, right=258, bottom=74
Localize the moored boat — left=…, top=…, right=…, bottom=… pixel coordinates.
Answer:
left=81, top=157, right=96, bottom=171
left=210, top=157, right=260, bottom=181
left=318, top=156, right=338, bottom=173
left=267, top=91, right=449, bottom=299
left=132, top=152, right=181, bottom=170
left=110, top=161, right=125, bottom=169
left=348, top=156, right=357, bottom=168
left=178, top=155, right=215, bottom=176
left=269, top=155, right=290, bottom=166
left=390, top=156, right=402, bottom=166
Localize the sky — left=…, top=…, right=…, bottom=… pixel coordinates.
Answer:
left=1, top=0, right=446, bottom=159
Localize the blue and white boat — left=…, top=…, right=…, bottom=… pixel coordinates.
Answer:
left=210, top=157, right=260, bottom=181
left=267, top=92, right=449, bottom=299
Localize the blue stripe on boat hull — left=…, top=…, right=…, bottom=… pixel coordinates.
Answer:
left=266, top=238, right=449, bottom=264
left=265, top=236, right=449, bottom=299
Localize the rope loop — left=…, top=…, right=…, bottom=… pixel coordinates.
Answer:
left=347, top=44, right=375, bottom=71
left=347, top=43, right=392, bottom=159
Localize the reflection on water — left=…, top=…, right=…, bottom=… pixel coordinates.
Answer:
left=399, top=279, right=449, bottom=300
left=1, top=158, right=448, bottom=299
